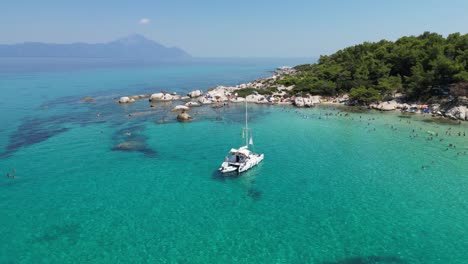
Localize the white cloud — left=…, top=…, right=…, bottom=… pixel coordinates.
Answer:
left=139, top=18, right=151, bottom=25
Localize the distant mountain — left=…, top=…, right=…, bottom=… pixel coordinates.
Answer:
left=0, top=34, right=191, bottom=60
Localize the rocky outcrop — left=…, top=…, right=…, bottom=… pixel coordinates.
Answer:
left=198, top=96, right=214, bottom=104
left=376, top=100, right=398, bottom=111
left=293, top=96, right=320, bottom=107
left=149, top=93, right=164, bottom=101
left=294, top=97, right=305, bottom=107
left=130, top=94, right=150, bottom=100
left=171, top=105, right=190, bottom=112
left=177, top=112, right=192, bottom=122
left=185, top=101, right=201, bottom=107
left=149, top=93, right=180, bottom=102
left=188, top=90, right=203, bottom=98
left=119, top=96, right=135, bottom=104
left=246, top=94, right=265, bottom=103
left=230, top=97, right=245, bottom=103
left=310, top=96, right=322, bottom=105
left=445, top=106, right=468, bottom=121
left=118, top=94, right=150, bottom=104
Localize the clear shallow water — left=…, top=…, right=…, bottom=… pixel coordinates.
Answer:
left=0, top=59, right=467, bottom=263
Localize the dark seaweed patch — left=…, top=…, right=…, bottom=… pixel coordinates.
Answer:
left=1, top=127, right=70, bottom=158
left=34, top=223, right=81, bottom=245
left=247, top=188, right=262, bottom=201
left=0, top=109, right=105, bottom=157
left=397, top=115, right=412, bottom=119
left=111, top=125, right=157, bottom=157
left=321, top=256, right=406, bottom=264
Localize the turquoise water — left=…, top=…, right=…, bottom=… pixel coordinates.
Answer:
left=0, top=59, right=467, bottom=263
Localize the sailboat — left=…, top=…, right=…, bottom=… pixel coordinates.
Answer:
left=219, top=101, right=264, bottom=174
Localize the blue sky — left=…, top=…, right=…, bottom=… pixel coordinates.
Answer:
left=1, top=0, right=468, bottom=57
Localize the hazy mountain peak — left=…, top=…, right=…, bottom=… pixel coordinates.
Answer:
left=0, top=34, right=191, bottom=60
left=111, top=34, right=155, bottom=45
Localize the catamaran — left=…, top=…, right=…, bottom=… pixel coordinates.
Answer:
left=219, top=101, right=264, bottom=174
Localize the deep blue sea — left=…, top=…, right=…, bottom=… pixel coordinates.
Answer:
left=0, top=58, right=467, bottom=263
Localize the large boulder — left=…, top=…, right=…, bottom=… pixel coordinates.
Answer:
left=445, top=106, right=468, bottom=121
left=198, top=96, right=214, bottom=104
left=377, top=100, right=398, bottom=111
left=171, top=105, right=190, bottom=112
left=170, top=94, right=182, bottom=101
left=119, top=96, right=135, bottom=104
left=310, top=96, right=322, bottom=105
left=245, top=94, right=264, bottom=103
left=162, top=94, right=174, bottom=101
left=231, top=97, right=245, bottom=103
left=177, top=112, right=192, bottom=122
left=185, top=101, right=201, bottom=107
left=149, top=93, right=165, bottom=102
left=188, top=90, right=203, bottom=98
left=294, top=97, right=305, bottom=107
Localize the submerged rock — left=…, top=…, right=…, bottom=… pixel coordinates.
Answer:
left=112, top=141, right=145, bottom=151
left=185, top=101, right=201, bottom=107
left=81, top=97, right=94, bottom=102
left=177, top=112, right=192, bottom=122
left=171, top=105, right=190, bottom=112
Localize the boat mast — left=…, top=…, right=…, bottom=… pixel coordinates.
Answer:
left=245, top=100, right=249, bottom=147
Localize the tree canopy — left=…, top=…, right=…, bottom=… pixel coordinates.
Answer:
left=279, top=32, right=468, bottom=103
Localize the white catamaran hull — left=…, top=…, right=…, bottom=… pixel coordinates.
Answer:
left=219, top=153, right=264, bottom=174
left=219, top=101, right=264, bottom=174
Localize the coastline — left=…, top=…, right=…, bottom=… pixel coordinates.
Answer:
left=115, top=66, right=468, bottom=123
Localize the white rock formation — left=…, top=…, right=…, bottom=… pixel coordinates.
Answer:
left=187, top=90, right=203, bottom=98
left=294, top=97, right=305, bottom=107
left=245, top=94, right=264, bottom=103
left=119, top=96, right=135, bottom=104
left=149, top=93, right=165, bottom=101
left=171, top=105, right=190, bottom=112
left=185, top=101, right=201, bottom=107
left=445, top=106, right=468, bottom=121
left=177, top=112, right=192, bottom=122
left=198, top=96, right=214, bottom=104
left=377, top=100, right=398, bottom=111
left=230, top=97, right=245, bottom=103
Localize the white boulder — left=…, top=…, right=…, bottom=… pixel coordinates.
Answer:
left=231, top=97, right=245, bottom=103
left=188, top=90, right=203, bottom=98
left=171, top=105, right=190, bottom=112
left=185, top=101, right=201, bottom=107
left=149, top=93, right=165, bottom=102
left=198, top=96, right=214, bottom=104
left=294, top=97, right=305, bottom=107
left=445, top=106, right=468, bottom=121
left=310, top=96, right=322, bottom=105
left=177, top=112, right=192, bottom=122
left=119, top=96, right=135, bottom=104
left=245, top=94, right=264, bottom=103
left=377, top=100, right=398, bottom=111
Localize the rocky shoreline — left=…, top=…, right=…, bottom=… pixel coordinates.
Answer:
left=116, top=66, right=468, bottom=122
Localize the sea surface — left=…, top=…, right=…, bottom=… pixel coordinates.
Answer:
left=0, top=58, right=467, bottom=264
